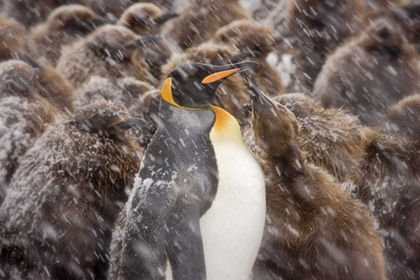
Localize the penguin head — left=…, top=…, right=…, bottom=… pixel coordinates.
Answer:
left=0, top=60, right=37, bottom=98
left=45, top=5, right=110, bottom=35
left=389, top=2, right=420, bottom=45
left=118, top=3, right=178, bottom=35
left=387, top=94, right=420, bottom=137
left=213, top=20, right=276, bottom=58
left=0, top=15, right=27, bottom=60
left=361, top=19, right=407, bottom=58
left=161, top=61, right=258, bottom=108
left=247, top=77, right=298, bottom=158
left=88, top=25, right=161, bottom=61
left=74, top=100, right=147, bottom=143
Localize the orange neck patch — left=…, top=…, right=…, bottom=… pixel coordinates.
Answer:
left=210, top=105, right=243, bottom=142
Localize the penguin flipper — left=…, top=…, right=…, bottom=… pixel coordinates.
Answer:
left=165, top=202, right=206, bottom=280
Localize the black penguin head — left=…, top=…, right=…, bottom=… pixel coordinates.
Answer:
left=161, top=61, right=258, bottom=108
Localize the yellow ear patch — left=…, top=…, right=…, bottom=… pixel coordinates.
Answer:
left=161, top=77, right=181, bottom=108
left=202, top=69, right=238, bottom=84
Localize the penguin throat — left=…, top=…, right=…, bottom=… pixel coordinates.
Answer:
left=210, top=106, right=243, bottom=142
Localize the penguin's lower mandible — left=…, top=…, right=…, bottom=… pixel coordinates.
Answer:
left=112, top=61, right=266, bottom=280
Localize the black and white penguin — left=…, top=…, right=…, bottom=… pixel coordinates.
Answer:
left=111, top=62, right=266, bottom=280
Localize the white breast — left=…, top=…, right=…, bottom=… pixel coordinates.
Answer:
left=199, top=137, right=266, bottom=280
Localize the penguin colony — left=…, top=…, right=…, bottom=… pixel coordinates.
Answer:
left=1, top=0, right=420, bottom=279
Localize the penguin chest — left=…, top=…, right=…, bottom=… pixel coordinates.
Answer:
left=200, top=139, right=266, bottom=280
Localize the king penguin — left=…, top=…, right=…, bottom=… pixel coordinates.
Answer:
left=117, top=62, right=266, bottom=280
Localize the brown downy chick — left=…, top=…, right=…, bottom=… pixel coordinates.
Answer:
left=118, top=3, right=177, bottom=36
left=76, top=76, right=156, bottom=146
left=9, top=50, right=77, bottom=112
left=246, top=80, right=387, bottom=280
left=166, top=0, right=251, bottom=50
left=0, top=14, right=75, bottom=111
left=281, top=0, right=365, bottom=93
left=56, top=24, right=160, bottom=89
left=0, top=60, right=56, bottom=205
left=366, top=0, right=411, bottom=11
left=161, top=42, right=250, bottom=125
left=356, top=133, right=420, bottom=280
left=3, top=0, right=90, bottom=27
left=273, top=93, right=363, bottom=183
left=30, top=5, right=109, bottom=66
left=0, top=100, right=141, bottom=279
left=386, top=94, right=420, bottom=136
left=313, top=19, right=420, bottom=126
left=90, top=0, right=176, bottom=18
left=348, top=95, right=420, bottom=280
left=0, top=14, right=28, bottom=62
left=34, top=63, right=76, bottom=112
left=213, top=20, right=285, bottom=97
left=365, top=1, right=420, bottom=48
left=118, top=3, right=178, bottom=81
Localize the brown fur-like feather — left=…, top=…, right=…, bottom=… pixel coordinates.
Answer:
left=77, top=76, right=156, bottom=147
left=3, top=0, right=90, bottom=27
left=213, top=20, right=285, bottom=97
left=56, top=25, right=155, bottom=89
left=0, top=100, right=141, bottom=279
left=313, top=18, right=420, bottom=126
left=273, top=93, right=363, bottom=182
left=248, top=90, right=387, bottom=280
left=30, top=5, right=104, bottom=66
left=118, top=3, right=175, bottom=81
left=348, top=95, right=420, bottom=280
left=0, top=60, right=56, bottom=205
left=281, top=0, right=366, bottom=93
left=166, top=0, right=251, bottom=50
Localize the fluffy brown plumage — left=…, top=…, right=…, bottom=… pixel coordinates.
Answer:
left=166, top=0, right=251, bottom=50
left=76, top=76, right=156, bottom=146
left=273, top=93, right=363, bottom=182
left=0, top=100, right=141, bottom=279
left=366, top=0, right=411, bottom=11
left=0, top=60, right=56, bottom=205
left=3, top=0, right=90, bottom=27
left=281, top=0, right=366, bottom=93
left=118, top=3, right=175, bottom=36
left=313, top=18, right=420, bottom=126
left=247, top=84, right=387, bottom=280
left=35, top=63, right=76, bottom=112
left=213, top=20, right=285, bottom=97
left=162, top=42, right=250, bottom=125
left=386, top=94, right=420, bottom=136
left=90, top=0, right=176, bottom=18
left=56, top=24, right=157, bottom=89
left=0, top=14, right=28, bottom=62
left=118, top=3, right=176, bottom=82
left=348, top=95, right=420, bottom=280
left=365, top=1, right=420, bottom=48
left=30, top=5, right=106, bottom=66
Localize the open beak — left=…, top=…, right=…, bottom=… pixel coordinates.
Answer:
left=125, top=35, right=162, bottom=49
left=153, top=12, right=179, bottom=25
left=201, top=61, right=259, bottom=84
left=113, top=117, right=148, bottom=131
left=244, top=76, right=276, bottom=109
